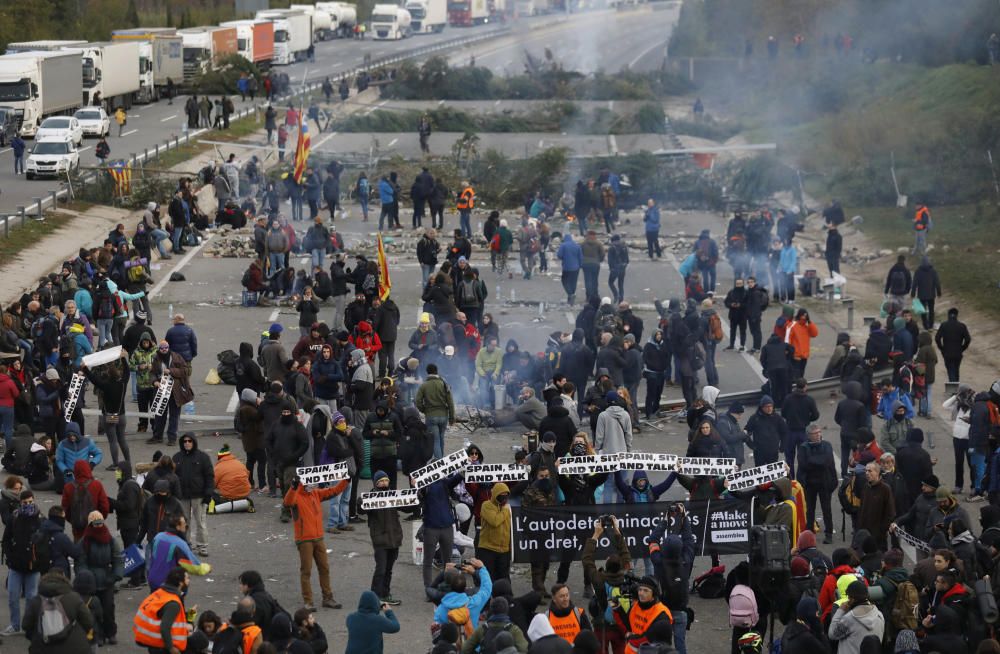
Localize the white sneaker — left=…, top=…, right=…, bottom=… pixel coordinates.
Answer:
left=1, top=626, right=22, bottom=636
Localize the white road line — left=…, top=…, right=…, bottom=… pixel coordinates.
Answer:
left=0, top=148, right=10, bottom=155
left=78, top=146, right=91, bottom=153
left=628, top=40, right=666, bottom=69
left=437, top=99, right=446, bottom=106
left=120, top=129, right=138, bottom=137
left=312, top=131, right=339, bottom=150
left=226, top=389, right=240, bottom=413
left=160, top=114, right=177, bottom=123
left=538, top=139, right=544, bottom=148
left=609, top=134, right=618, bottom=155
left=269, top=308, right=280, bottom=322
left=147, top=235, right=213, bottom=298
left=494, top=100, right=501, bottom=107
left=387, top=137, right=398, bottom=147
left=608, top=100, right=614, bottom=111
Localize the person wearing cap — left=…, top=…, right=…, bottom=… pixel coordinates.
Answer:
left=828, top=580, right=884, bottom=654
left=76, top=509, right=124, bottom=644
left=172, top=433, right=214, bottom=557
left=797, top=423, right=837, bottom=544
left=744, top=395, right=787, bottom=466
left=260, top=323, right=290, bottom=383
left=623, top=576, right=673, bottom=654
left=856, top=462, right=895, bottom=550
left=150, top=340, right=192, bottom=447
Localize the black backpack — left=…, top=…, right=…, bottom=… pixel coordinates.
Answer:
left=211, top=625, right=245, bottom=654
left=479, top=622, right=513, bottom=654
left=95, top=283, right=116, bottom=320
left=29, top=531, right=52, bottom=574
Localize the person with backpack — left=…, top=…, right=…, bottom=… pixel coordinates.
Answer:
left=93, top=278, right=118, bottom=347
left=693, top=230, right=719, bottom=292
left=871, top=548, right=916, bottom=643
left=212, top=599, right=264, bottom=654
left=1, top=488, right=43, bottom=635
left=61, top=459, right=110, bottom=542
left=76, top=510, right=124, bottom=645
left=648, top=514, right=695, bottom=654
left=462, top=596, right=529, bottom=654
left=884, top=256, right=912, bottom=306
left=37, top=505, right=81, bottom=580
left=828, top=581, right=885, bottom=654
left=22, top=568, right=94, bottom=653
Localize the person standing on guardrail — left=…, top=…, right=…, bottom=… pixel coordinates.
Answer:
left=10, top=134, right=25, bottom=175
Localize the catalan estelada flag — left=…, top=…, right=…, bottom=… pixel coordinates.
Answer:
left=293, top=111, right=310, bottom=184
left=376, top=233, right=391, bottom=301
left=108, top=160, right=132, bottom=197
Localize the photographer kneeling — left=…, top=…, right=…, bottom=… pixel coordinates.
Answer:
left=648, top=504, right=695, bottom=654
left=583, top=515, right=631, bottom=654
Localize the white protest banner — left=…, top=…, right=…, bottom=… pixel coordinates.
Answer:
left=725, top=461, right=787, bottom=491
left=360, top=488, right=420, bottom=511
left=895, top=527, right=931, bottom=554
left=296, top=462, right=349, bottom=486
left=557, top=454, right=621, bottom=476
left=619, top=452, right=678, bottom=472
left=676, top=457, right=737, bottom=477
left=412, top=449, right=470, bottom=489
left=465, top=464, right=529, bottom=484
left=82, top=346, right=122, bottom=369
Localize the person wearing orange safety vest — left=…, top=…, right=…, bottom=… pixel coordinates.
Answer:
left=134, top=566, right=193, bottom=654
left=624, top=576, right=673, bottom=654
left=457, top=181, right=476, bottom=239
left=546, top=583, right=592, bottom=644
left=912, top=202, right=931, bottom=256
left=212, top=597, right=263, bottom=654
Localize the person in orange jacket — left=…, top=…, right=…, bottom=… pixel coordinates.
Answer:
left=283, top=476, right=350, bottom=611
left=913, top=202, right=931, bottom=256
left=785, top=308, right=819, bottom=379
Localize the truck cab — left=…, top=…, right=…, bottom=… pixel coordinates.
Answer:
left=372, top=5, right=412, bottom=40
left=0, top=106, right=19, bottom=146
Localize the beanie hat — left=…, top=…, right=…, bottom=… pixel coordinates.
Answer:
left=240, top=388, right=257, bottom=403
left=87, top=510, right=104, bottom=524
left=495, top=632, right=516, bottom=652
left=606, top=391, right=621, bottom=404
left=45, top=368, right=59, bottom=381
left=373, top=470, right=389, bottom=484
left=894, top=630, right=919, bottom=654
left=883, top=548, right=904, bottom=568
left=847, top=580, right=869, bottom=602
left=790, top=556, right=810, bottom=577
left=935, top=486, right=954, bottom=501
left=268, top=322, right=283, bottom=334
left=922, top=474, right=940, bottom=490
left=439, top=623, right=460, bottom=644
left=623, top=334, right=636, bottom=344
left=759, top=394, right=774, bottom=408
left=857, top=428, right=875, bottom=444
left=638, top=575, right=659, bottom=595
left=154, top=480, right=171, bottom=493
left=332, top=411, right=346, bottom=424
left=729, top=401, right=745, bottom=414
left=796, top=530, right=817, bottom=551
left=490, top=596, right=509, bottom=616
left=541, top=431, right=556, bottom=443
left=218, top=443, right=232, bottom=459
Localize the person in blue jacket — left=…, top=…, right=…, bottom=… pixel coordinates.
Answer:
left=643, top=199, right=662, bottom=258
left=430, top=558, right=493, bottom=629
left=55, top=422, right=102, bottom=482
left=145, top=512, right=211, bottom=591
left=418, top=474, right=464, bottom=588
left=614, top=470, right=675, bottom=575
left=556, top=232, right=582, bottom=305
left=67, top=323, right=93, bottom=368
left=378, top=175, right=396, bottom=231
left=779, top=238, right=799, bottom=302
left=345, top=590, right=400, bottom=654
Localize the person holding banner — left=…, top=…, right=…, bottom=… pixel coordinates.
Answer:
left=367, top=471, right=403, bottom=606
left=364, top=401, right=402, bottom=490
left=419, top=474, right=465, bottom=588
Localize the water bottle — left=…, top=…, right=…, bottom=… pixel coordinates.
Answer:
left=168, top=304, right=174, bottom=321
left=183, top=401, right=195, bottom=415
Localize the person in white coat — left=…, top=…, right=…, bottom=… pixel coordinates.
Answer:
left=828, top=581, right=884, bottom=654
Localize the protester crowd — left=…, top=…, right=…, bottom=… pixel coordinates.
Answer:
left=2, top=154, right=1000, bottom=654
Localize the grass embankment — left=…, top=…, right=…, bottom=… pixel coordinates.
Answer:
left=853, top=204, right=1000, bottom=320
left=0, top=213, right=73, bottom=261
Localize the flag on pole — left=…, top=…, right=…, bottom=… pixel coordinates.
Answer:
left=108, top=160, right=132, bottom=197
left=376, top=233, right=392, bottom=301
left=293, top=110, right=310, bottom=184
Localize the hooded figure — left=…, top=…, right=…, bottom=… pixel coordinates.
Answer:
left=478, top=483, right=513, bottom=581
left=61, top=459, right=110, bottom=540
left=345, top=590, right=401, bottom=654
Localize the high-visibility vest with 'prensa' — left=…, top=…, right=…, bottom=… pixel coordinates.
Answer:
left=133, top=588, right=189, bottom=651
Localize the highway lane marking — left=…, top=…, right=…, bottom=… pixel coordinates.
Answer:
left=437, top=100, right=445, bottom=106
left=120, top=129, right=138, bottom=137
left=608, top=135, right=618, bottom=155
left=312, top=131, right=339, bottom=150
left=628, top=39, right=666, bottom=69
left=79, top=146, right=91, bottom=153
left=608, top=100, right=614, bottom=111
left=387, top=138, right=398, bottom=147
left=269, top=308, right=280, bottom=322
left=226, top=389, right=239, bottom=413
left=147, top=234, right=213, bottom=298
left=538, top=139, right=544, bottom=148
left=161, top=114, right=177, bottom=123
left=494, top=100, right=501, bottom=107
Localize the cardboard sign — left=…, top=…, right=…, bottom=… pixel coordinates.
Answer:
left=619, top=452, right=678, bottom=471
left=412, top=450, right=470, bottom=489
left=360, top=488, right=420, bottom=511
left=557, top=454, right=621, bottom=475
left=296, top=462, right=349, bottom=486
left=725, top=462, right=787, bottom=491
left=676, top=457, right=737, bottom=477
left=82, top=346, right=123, bottom=369
left=465, top=463, right=529, bottom=484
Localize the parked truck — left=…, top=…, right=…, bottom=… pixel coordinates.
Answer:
left=6, top=40, right=87, bottom=54
left=371, top=5, right=412, bottom=39
left=290, top=5, right=335, bottom=40
left=58, top=42, right=141, bottom=111
left=111, top=29, right=183, bottom=103
left=178, top=26, right=238, bottom=82
left=316, top=2, right=358, bottom=37
left=220, top=20, right=275, bottom=68
left=406, top=0, right=447, bottom=33
left=0, top=51, right=82, bottom=137
left=255, top=10, right=313, bottom=65
left=448, top=0, right=488, bottom=26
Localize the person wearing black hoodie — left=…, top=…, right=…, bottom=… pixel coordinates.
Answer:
left=236, top=342, right=268, bottom=395
left=895, top=429, right=933, bottom=502
left=557, top=328, right=595, bottom=400
left=835, top=381, right=871, bottom=477
left=642, top=329, right=670, bottom=419
left=781, top=596, right=831, bottom=654
left=272, top=611, right=314, bottom=654
left=37, top=505, right=81, bottom=580
left=81, top=352, right=131, bottom=470
left=724, top=279, right=749, bottom=351
left=137, top=478, right=184, bottom=546
left=112, top=460, right=144, bottom=586
left=919, top=604, right=965, bottom=654
left=581, top=518, right=630, bottom=654
left=173, top=433, right=215, bottom=557
left=760, top=334, right=794, bottom=407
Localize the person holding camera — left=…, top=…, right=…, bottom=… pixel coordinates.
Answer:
left=430, top=558, right=493, bottom=638
left=345, top=590, right=400, bottom=654
left=623, top=576, right=673, bottom=654
left=582, top=515, right=630, bottom=654
left=282, top=474, right=350, bottom=611
left=827, top=581, right=884, bottom=654
left=647, top=506, right=695, bottom=654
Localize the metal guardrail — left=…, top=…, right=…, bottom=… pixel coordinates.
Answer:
left=0, top=25, right=513, bottom=237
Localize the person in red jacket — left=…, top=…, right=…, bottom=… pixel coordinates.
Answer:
left=61, top=460, right=110, bottom=541
left=350, top=321, right=383, bottom=364
left=283, top=476, right=349, bottom=611
left=0, top=362, right=20, bottom=451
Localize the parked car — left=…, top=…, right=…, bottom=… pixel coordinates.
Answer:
left=73, top=107, right=110, bottom=138
left=25, top=137, right=80, bottom=179
left=35, top=116, right=83, bottom=147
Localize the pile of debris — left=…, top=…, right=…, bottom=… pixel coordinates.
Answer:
left=204, top=232, right=257, bottom=258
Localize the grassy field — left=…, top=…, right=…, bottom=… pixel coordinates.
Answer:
left=855, top=204, right=1000, bottom=319
left=0, top=212, right=74, bottom=261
